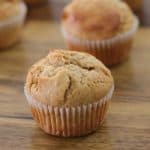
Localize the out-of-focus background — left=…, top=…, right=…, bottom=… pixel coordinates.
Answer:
left=0, top=0, right=150, bottom=149
left=25, top=0, right=150, bottom=26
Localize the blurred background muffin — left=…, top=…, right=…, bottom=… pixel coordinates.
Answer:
left=61, top=0, right=139, bottom=66
left=0, top=0, right=27, bottom=49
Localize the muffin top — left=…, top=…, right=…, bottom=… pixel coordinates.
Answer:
left=25, top=50, right=114, bottom=107
left=62, top=0, right=135, bottom=40
left=0, top=0, right=22, bottom=21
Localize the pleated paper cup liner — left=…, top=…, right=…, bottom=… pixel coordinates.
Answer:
left=62, top=17, right=139, bottom=66
left=24, top=85, right=114, bottom=137
left=0, top=2, right=27, bottom=49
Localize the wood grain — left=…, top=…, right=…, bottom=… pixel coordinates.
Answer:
left=0, top=21, right=150, bottom=150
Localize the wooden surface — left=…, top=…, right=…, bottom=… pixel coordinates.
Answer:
left=0, top=21, right=150, bottom=150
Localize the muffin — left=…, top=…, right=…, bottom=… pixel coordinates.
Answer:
left=0, top=0, right=27, bottom=49
left=24, top=50, right=114, bottom=137
left=124, top=0, right=143, bottom=11
left=61, top=0, right=139, bottom=66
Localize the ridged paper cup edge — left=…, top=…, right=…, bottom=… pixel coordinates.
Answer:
left=24, top=85, right=114, bottom=137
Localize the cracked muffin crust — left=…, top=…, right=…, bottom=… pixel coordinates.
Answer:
left=26, top=50, right=114, bottom=107
left=62, top=0, right=134, bottom=40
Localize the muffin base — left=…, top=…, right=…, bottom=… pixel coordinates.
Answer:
left=62, top=17, right=139, bottom=66
left=0, top=24, right=23, bottom=49
left=24, top=86, right=114, bottom=137
left=0, top=2, right=27, bottom=49
left=66, top=38, right=133, bottom=66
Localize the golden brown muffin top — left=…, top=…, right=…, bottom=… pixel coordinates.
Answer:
left=0, top=0, right=22, bottom=21
left=25, top=50, right=114, bottom=107
left=62, top=0, right=135, bottom=40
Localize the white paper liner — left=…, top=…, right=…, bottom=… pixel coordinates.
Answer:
left=24, top=85, right=114, bottom=137
left=61, top=16, right=139, bottom=47
left=0, top=2, right=27, bottom=28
